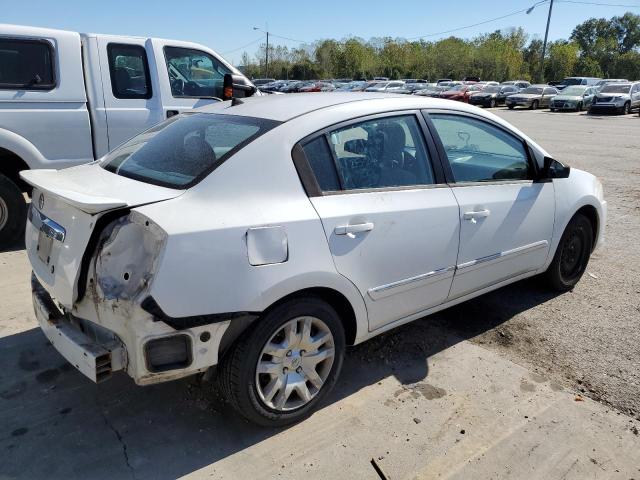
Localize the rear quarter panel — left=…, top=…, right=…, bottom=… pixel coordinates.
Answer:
left=136, top=124, right=369, bottom=342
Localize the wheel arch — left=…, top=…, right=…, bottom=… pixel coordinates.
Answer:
left=574, top=204, right=599, bottom=252
left=0, top=147, right=31, bottom=191
left=218, top=284, right=365, bottom=359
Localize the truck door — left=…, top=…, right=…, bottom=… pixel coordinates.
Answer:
left=96, top=37, right=165, bottom=150
left=149, top=39, right=240, bottom=118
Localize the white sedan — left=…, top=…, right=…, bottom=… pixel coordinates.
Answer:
left=22, top=93, right=606, bottom=426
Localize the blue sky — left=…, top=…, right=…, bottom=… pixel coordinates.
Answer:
left=3, top=0, right=639, bottom=65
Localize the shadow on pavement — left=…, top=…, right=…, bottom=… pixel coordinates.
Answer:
left=0, top=277, right=560, bottom=480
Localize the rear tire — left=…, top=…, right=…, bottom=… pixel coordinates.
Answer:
left=218, top=296, right=346, bottom=427
left=508, top=105, right=515, bottom=110
left=545, top=213, right=593, bottom=291
left=0, top=173, right=27, bottom=250
left=550, top=108, right=556, bottom=112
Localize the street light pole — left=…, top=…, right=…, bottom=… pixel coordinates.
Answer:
left=540, top=0, right=554, bottom=83
left=253, top=25, right=269, bottom=78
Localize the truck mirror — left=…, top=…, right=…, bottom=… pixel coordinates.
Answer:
left=223, top=74, right=257, bottom=101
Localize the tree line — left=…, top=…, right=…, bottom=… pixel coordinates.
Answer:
left=240, top=13, right=640, bottom=82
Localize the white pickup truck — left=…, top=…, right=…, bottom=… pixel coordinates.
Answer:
left=0, top=24, right=256, bottom=247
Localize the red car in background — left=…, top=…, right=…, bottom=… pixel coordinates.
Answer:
left=439, top=83, right=485, bottom=103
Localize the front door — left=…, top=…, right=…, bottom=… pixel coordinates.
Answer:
left=302, top=113, right=460, bottom=330
left=427, top=112, right=555, bottom=299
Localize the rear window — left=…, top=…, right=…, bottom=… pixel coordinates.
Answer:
left=0, top=39, right=55, bottom=90
left=101, top=113, right=280, bottom=188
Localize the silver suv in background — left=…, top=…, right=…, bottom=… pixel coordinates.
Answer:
left=590, top=82, right=640, bottom=115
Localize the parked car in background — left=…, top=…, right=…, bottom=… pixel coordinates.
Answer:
left=506, top=85, right=558, bottom=109
left=395, top=83, right=431, bottom=95
left=252, top=78, right=276, bottom=86
left=440, top=83, right=484, bottom=103
left=594, top=79, right=628, bottom=92
left=436, top=78, right=453, bottom=85
left=300, top=81, right=336, bottom=92
left=373, top=76, right=389, bottom=81
left=24, top=92, right=605, bottom=426
left=501, top=80, right=531, bottom=90
left=364, top=81, right=406, bottom=92
left=0, top=24, right=256, bottom=247
left=550, top=86, right=596, bottom=112
left=281, top=81, right=309, bottom=93
left=414, top=85, right=449, bottom=97
left=555, top=77, right=601, bottom=91
left=469, top=84, right=519, bottom=107
left=589, top=82, right=640, bottom=115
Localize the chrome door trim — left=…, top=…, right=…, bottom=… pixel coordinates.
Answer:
left=28, top=205, right=66, bottom=243
left=456, top=240, right=548, bottom=271
left=368, top=266, right=455, bottom=301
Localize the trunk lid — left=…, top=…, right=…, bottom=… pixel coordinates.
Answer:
left=21, top=163, right=182, bottom=307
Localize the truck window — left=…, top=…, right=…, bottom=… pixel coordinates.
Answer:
left=164, top=46, right=231, bottom=99
left=107, top=43, right=152, bottom=99
left=0, top=39, right=55, bottom=90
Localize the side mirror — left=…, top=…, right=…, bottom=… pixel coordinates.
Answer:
left=343, top=139, right=367, bottom=155
left=541, top=156, right=570, bottom=179
left=223, top=73, right=257, bottom=101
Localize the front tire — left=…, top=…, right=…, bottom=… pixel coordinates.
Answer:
left=530, top=100, right=539, bottom=110
left=508, top=105, right=515, bottom=110
left=622, top=102, right=631, bottom=115
left=490, top=99, right=496, bottom=108
left=0, top=173, right=27, bottom=250
left=545, top=213, right=593, bottom=291
left=577, top=102, right=583, bottom=112
left=218, top=297, right=346, bottom=427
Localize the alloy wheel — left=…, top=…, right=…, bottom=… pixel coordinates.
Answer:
left=255, top=316, right=335, bottom=412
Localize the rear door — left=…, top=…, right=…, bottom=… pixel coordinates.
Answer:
left=298, top=112, right=460, bottom=331
left=97, top=36, right=164, bottom=150
left=425, top=111, right=555, bottom=299
left=542, top=87, right=558, bottom=107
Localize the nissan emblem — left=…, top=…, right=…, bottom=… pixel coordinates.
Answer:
left=38, top=193, right=45, bottom=210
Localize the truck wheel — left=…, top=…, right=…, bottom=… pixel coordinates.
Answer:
left=0, top=173, right=27, bottom=249
left=218, top=296, right=345, bottom=427
left=545, top=213, right=593, bottom=292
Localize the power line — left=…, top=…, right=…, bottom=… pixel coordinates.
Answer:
left=407, top=0, right=550, bottom=40
left=556, top=0, right=640, bottom=6
left=222, top=35, right=265, bottom=55
left=269, top=33, right=308, bottom=43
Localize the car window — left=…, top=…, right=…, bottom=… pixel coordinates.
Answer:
left=544, top=88, right=556, bottom=95
left=301, top=137, right=341, bottom=191
left=430, top=114, right=531, bottom=183
left=308, top=115, right=435, bottom=191
left=101, top=113, right=279, bottom=188
left=164, top=46, right=231, bottom=99
left=0, top=38, right=55, bottom=90
left=107, top=43, right=152, bottom=99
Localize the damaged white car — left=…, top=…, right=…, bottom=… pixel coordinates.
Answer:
left=23, top=93, right=606, bottom=426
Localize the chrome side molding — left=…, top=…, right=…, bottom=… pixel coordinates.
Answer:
left=368, top=266, right=455, bottom=301
left=457, top=240, right=549, bottom=270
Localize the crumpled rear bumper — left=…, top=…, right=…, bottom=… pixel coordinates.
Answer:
left=32, top=274, right=126, bottom=383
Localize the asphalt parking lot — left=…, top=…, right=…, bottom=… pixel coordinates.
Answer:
left=1, top=108, right=639, bottom=479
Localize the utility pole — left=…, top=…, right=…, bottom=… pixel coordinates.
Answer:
left=253, top=25, right=270, bottom=78
left=265, top=30, right=269, bottom=78
left=540, top=0, right=554, bottom=83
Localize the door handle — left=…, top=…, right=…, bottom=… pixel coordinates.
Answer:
left=463, top=209, right=490, bottom=223
left=335, top=222, right=374, bottom=236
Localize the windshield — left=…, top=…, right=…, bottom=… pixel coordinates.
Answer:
left=450, top=85, right=465, bottom=92
left=483, top=86, right=501, bottom=93
left=101, top=113, right=280, bottom=188
left=521, top=87, right=543, bottom=94
left=562, top=86, right=587, bottom=96
left=601, top=84, right=631, bottom=94
left=561, top=78, right=583, bottom=86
